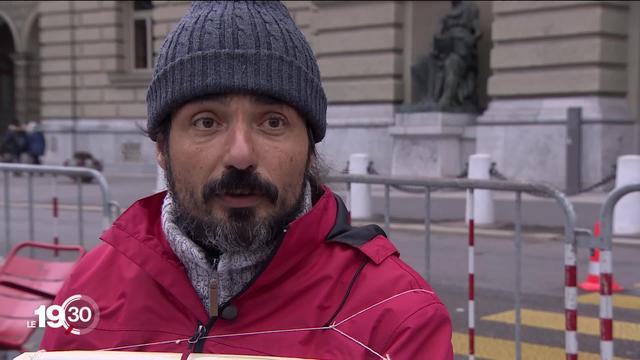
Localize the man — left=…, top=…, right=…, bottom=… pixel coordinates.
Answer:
left=41, top=2, right=453, bottom=359
left=26, top=121, right=46, bottom=165
left=2, top=121, right=27, bottom=164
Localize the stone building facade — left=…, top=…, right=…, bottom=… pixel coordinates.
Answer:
left=0, top=1, right=638, bottom=190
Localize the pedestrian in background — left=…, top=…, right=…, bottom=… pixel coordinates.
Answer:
left=26, top=121, right=46, bottom=165
left=1, top=121, right=27, bottom=164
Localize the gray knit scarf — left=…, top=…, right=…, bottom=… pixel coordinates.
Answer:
left=161, top=183, right=312, bottom=314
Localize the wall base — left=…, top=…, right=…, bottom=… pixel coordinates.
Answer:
left=477, top=96, right=636, bottom=189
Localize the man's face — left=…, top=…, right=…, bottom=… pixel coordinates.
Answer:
left=157, top=93, right=310, bottom=252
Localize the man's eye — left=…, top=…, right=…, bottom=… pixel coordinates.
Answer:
left=193, top=117, right=217, bottom=129
left=263, top=116, right=286, bottom=129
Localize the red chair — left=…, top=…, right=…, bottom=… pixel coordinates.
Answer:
left=0, top=241, right=85, bottom=351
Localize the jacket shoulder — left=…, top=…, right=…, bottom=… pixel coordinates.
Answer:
left=326, top=193, right=400, bottom=265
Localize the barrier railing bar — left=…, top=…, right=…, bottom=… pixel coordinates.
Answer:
left=0, top=163, right=115, bottom=230
left=27, top=172, right=35, bottom=243
left=424, top=186, right=432, bottom=282
left=384, top=184, right=390, bottom=235
left=77, top=178, right=84, bottom=248
left=3, top=170, right=10, bottom=255
left=598, top=183, right=640, bottom=360
left=514, top=191, right=522, bottom=360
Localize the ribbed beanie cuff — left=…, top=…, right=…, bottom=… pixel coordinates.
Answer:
left=146, top=1, right=327, bottom=143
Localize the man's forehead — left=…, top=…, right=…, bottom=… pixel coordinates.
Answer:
left=191, top=93, right=287, bottom=108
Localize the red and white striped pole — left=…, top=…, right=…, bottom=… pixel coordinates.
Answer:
left=565, top=240, right=578, bottom=359
left=467, top=189, right=475, bottom=360
left=600, top=244, right=614, bottom=359
left=52, top=177, right=59, bottom=256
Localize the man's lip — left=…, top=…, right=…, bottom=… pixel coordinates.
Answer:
left=218, top=194, right=263, bottom=207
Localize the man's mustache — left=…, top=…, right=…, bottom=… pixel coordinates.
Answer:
left=202, top=169, right=279, bottom=204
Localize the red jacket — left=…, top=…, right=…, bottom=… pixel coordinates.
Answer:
left=41, top=187, right=453, bottom=359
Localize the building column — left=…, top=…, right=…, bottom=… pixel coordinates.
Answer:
left=478, top=1, right=635, bottom=190
left=311, top=1, right=404, bottom=174
left=11, top=52, right=29, bottom=124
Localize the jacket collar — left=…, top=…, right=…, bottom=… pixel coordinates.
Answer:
left=100, top=191, right=209, bottom=322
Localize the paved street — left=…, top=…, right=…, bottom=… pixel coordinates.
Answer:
left=389, top=229, right=640, bottom=360
left=1, top=172, right=639, bottom=359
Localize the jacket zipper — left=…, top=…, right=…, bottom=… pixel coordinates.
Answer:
left=192, top=226, right=288, bottom=352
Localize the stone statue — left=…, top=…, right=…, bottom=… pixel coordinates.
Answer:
left=411, top=0, right=481, bottom=112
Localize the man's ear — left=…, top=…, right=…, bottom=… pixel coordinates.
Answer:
left=156, top=137, right=167, bottom=170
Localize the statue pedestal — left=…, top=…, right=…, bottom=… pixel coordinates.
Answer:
left=389, top=112, right=476, bottom=177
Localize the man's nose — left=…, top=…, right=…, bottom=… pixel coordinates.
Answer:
left=223, top=121, right=256, bottom=171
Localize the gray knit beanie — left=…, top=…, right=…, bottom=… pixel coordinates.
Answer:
left=146, top=1, right=327, bottom=143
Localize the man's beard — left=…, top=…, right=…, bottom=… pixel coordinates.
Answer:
left=164, top=160, right=307, bottom=256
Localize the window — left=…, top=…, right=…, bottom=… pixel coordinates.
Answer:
left=131, top=1, right=153, bottom=70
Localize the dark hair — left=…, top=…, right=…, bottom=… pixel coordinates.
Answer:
left=142, top=115, right=171, bottom=143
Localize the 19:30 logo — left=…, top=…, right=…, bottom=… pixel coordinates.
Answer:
left=32, top=294, right=100, bottom=335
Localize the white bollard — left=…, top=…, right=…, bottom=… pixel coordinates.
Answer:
left=466, top=154, right=495, bottom=225
left=349, top=153, right=372, bottom=219
left=613, top=155, right=640, bottom=235
left=156, top=165, right=167, bottom=192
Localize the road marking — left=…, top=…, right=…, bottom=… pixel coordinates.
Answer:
left=482, top=309, right=640, bottom=342
left=452, top=332, right=628, bottom=360
left=578, top=293, right=640, bottom=311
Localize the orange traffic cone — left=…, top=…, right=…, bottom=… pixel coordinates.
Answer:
left=579, top=221, right=624, bottom=292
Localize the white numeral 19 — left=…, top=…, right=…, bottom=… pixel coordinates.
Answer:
left=34, top=304, right=65, bottom=328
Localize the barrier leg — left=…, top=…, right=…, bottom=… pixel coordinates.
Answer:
left=565, top=242, right=578, bottom=359
left=52, top=177, right=59, bottom=257
left=600, top=249, right=614, bottom=360
left=3, top=171, right=10, bottom=255
left=467, top=189, right=475, bottom=360
left=514, top=192, right=522, bottom=360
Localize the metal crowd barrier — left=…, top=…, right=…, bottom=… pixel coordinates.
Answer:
left=597, top=183, right=640, bottom=360
left=325, top=173, right=578, bottom=360
left=0, top=163, right=119, bottom=256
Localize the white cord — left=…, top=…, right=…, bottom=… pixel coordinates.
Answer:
left=201, top=325, right=331, bottom=340
left=97, top=288, right=432, bottom=357
left=330, top=326, right=388, bottom=360
left=334, top=289, right=434, bottom=326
